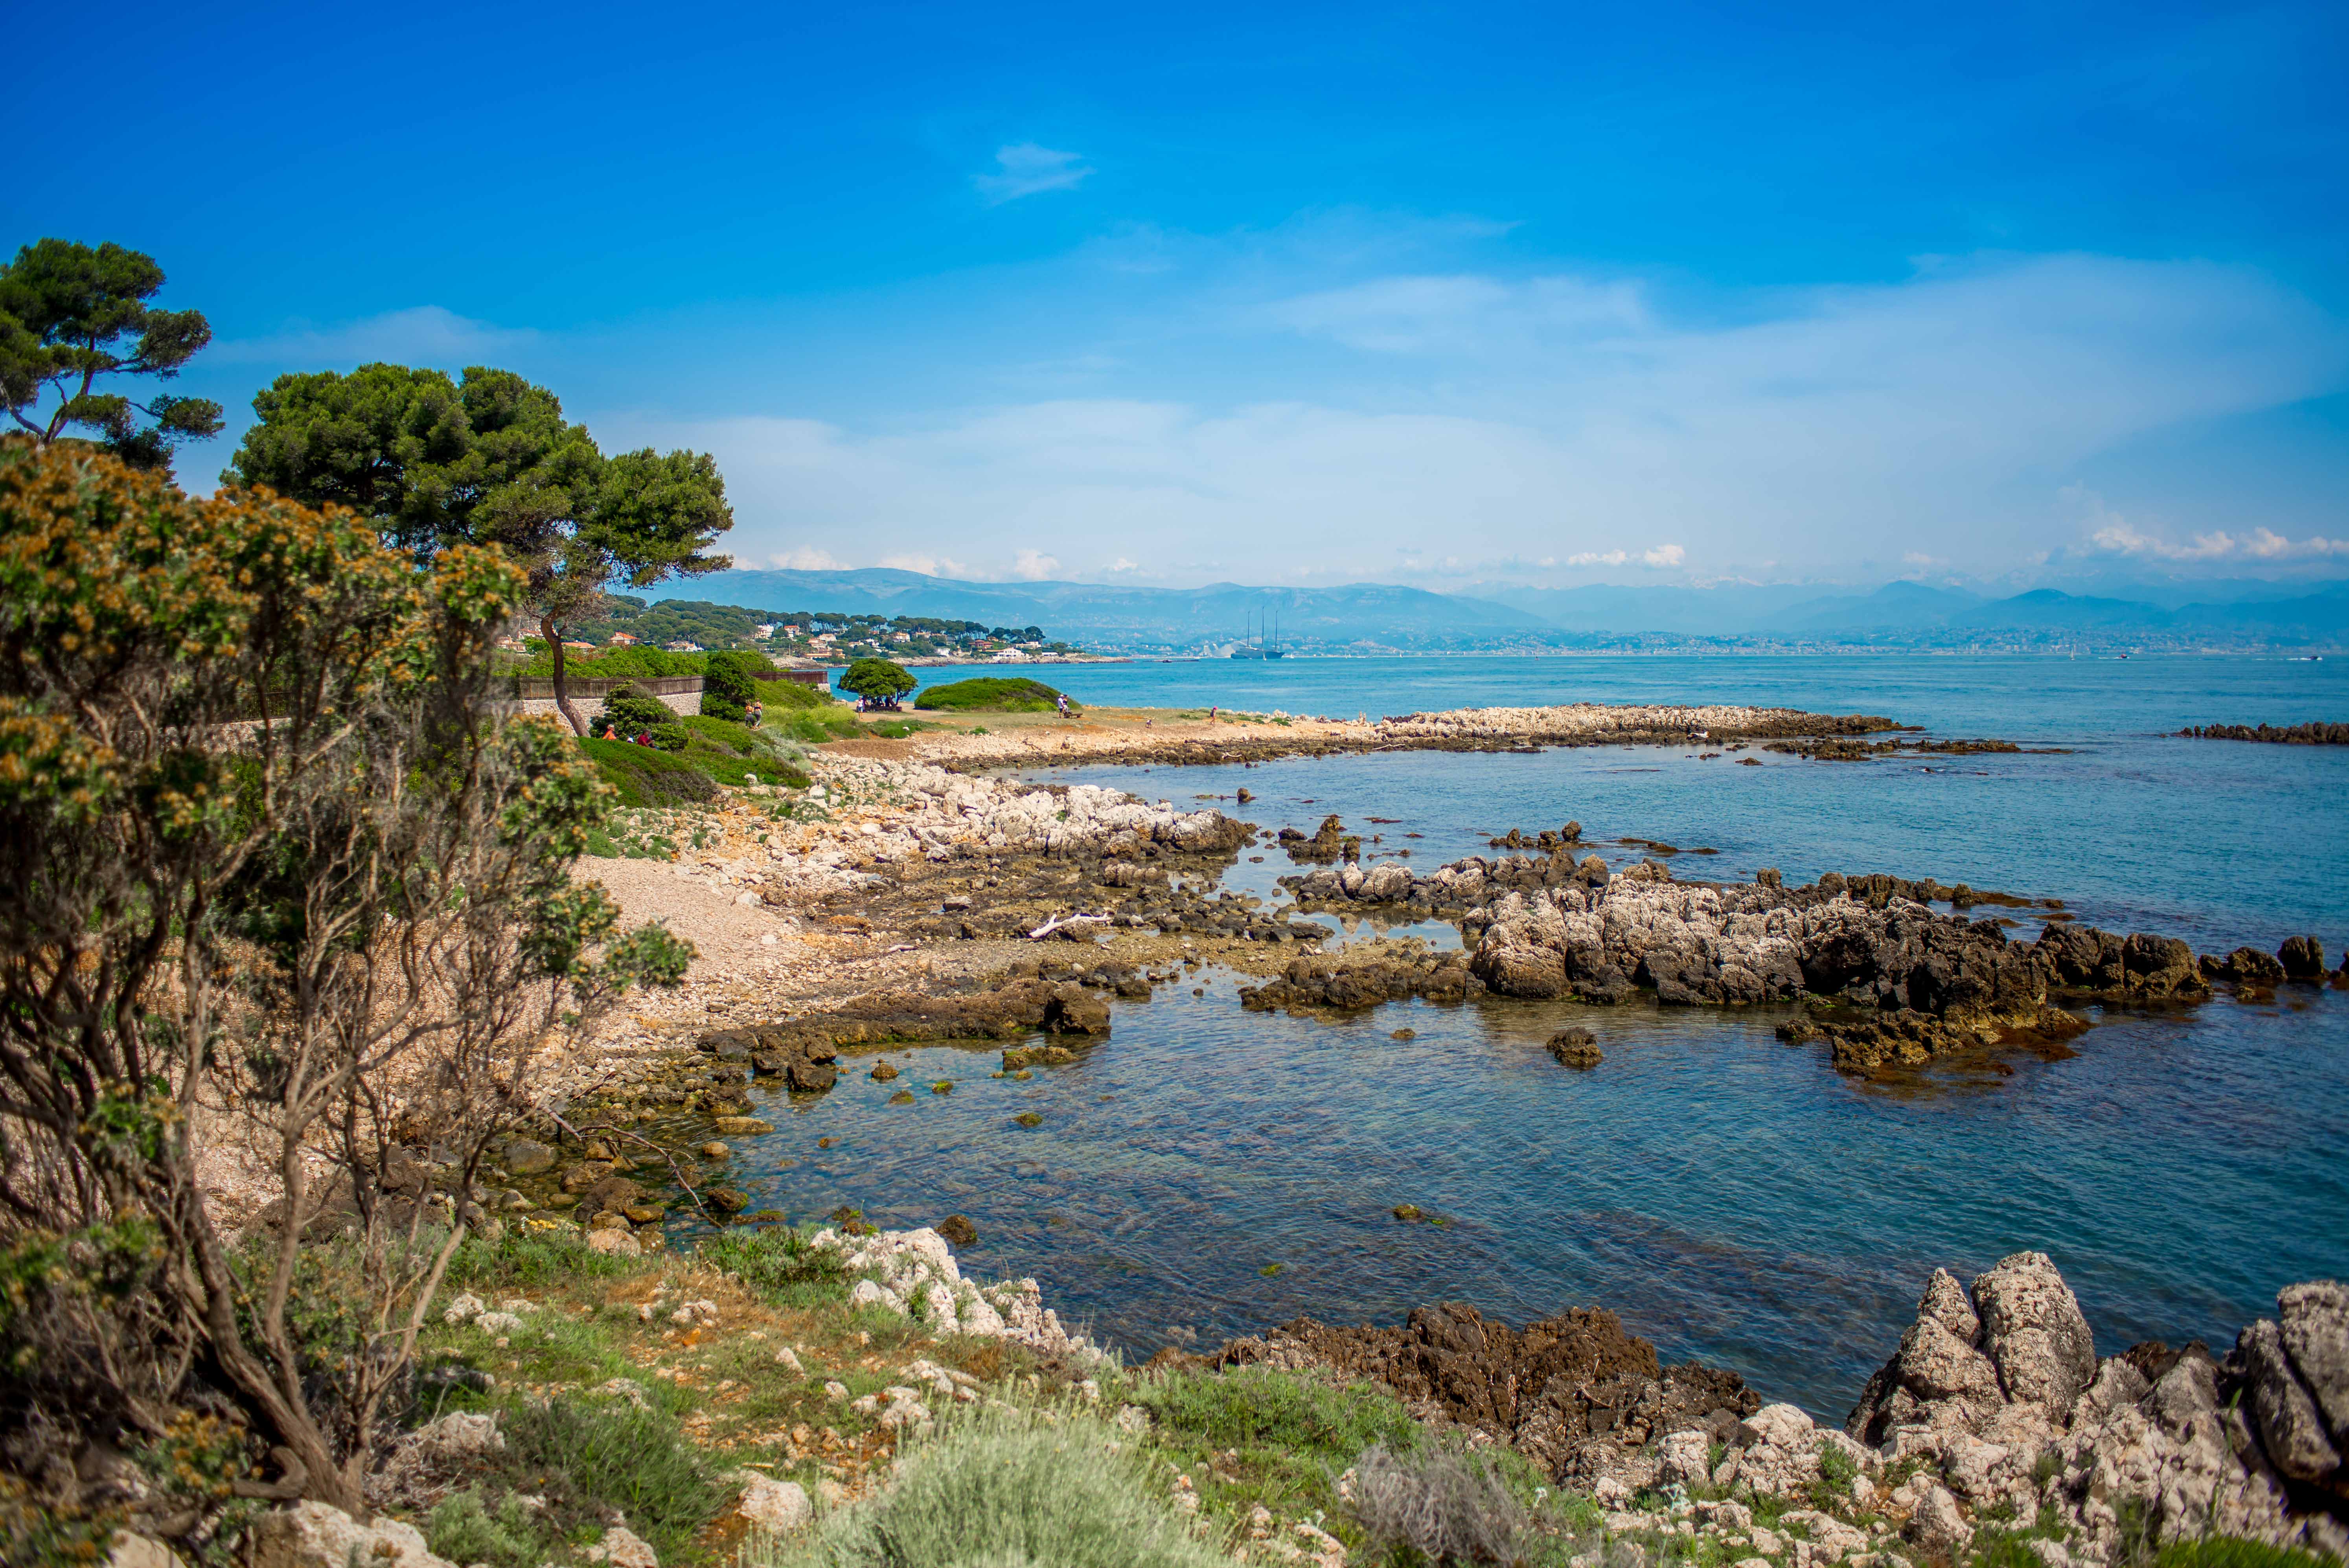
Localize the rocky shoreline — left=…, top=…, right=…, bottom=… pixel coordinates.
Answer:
left=1140, top=1252, right=2349, bottom=1564
left=430, top=700, right=2349, bottom=1566
left=901, top=699, right=1914, bottom=773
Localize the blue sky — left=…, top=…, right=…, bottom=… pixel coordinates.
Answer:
left=11, top=0, right=2347, bottom=590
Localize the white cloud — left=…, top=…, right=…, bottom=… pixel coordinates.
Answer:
left=1106, top=557, right=1142, bottom=572
left=598, top=253, right=2348, bottom=584
left=766, top=546, right=848, bottom=570
left=2071, top=486, right=2347, bottom=561
left=975, top=143, right=1092, bottom=204
left=212, top=305, right=535, bottom=367
left=1011, top=548, right=1062, bottom=579
left=1558, top=544, right=1684, bottom=569
left=877, top=552, right=974, bottom=577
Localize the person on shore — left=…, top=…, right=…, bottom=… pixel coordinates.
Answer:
left=1056, top=693, right=1069, bottom=717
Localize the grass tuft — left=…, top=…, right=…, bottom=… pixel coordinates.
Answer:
left=774, top=1404, right=1222, bottom=1568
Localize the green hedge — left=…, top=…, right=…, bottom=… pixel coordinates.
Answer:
left=914, top=676, right=1074, bottom=713
left=515, top=645, right=781, bottom=680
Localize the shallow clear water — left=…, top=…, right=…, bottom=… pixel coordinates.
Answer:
left=695, top=654, right=2348, bottom=1418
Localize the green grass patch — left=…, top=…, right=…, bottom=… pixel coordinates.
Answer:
left=2145, top=1541, right=2339, bottom=1568
left=863, top=718, right=933, bottom=739
left=756, top=677, right=833, bottom=711
left=421, top=1393, right=728, bottom=1568
left=777, top=707, right=863, bottom=745
left=912, top=677, right=1075, bottom=714
left=1137, top=1366, right=1416, bottom=1458
left=675, top=715, right=814, bottom=789
left=697, top=1225, right=852, bottom=1310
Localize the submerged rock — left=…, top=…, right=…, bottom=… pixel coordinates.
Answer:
left=1547, top=1028, right=1602, bottom=1068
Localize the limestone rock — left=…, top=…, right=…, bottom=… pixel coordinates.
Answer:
left=585, top=1525, right=659, bottom=1568
left=1900, top=1476, right=1973, bottom=1555
left=587, top=1227, right=642, bottom=1257
left=106, top=1536, right=188, bottom=1568
left=249, top=1502, right=457, bottom=1568
left=2276, top=1280, right=2349, bottom=1442
left=2277, top=936, right=2327, bottom=982
left=731, top=1474, right=812, bottom=1535
left=368, top=1410, right=504, bottom=1511
left=2240, top=1318, right=2342, bottom=1481
left=1919, top=1267, right=1981, bottom=1342
left=1900, top=1315, right=2005, bottom=1404
left=1972, top=1251, right=2097, bottom=1412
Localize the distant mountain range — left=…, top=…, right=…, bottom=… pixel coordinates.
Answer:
left=654, top=568, right=1552, bottom=649
left=652, top=568, right=2349, bottom=652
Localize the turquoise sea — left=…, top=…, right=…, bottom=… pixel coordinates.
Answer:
left=713, top=654, right=2347, bottom=1417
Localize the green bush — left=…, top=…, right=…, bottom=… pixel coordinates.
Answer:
left=681, top=713, right=774, bottom=752
left=446, top=1394, right=727, bottom=1566
left=579, top=737, right=718, bottom=806
left=1136, top=1366, right=1417, bottom=1460
left=701, top=649, right=763, bottom=721
left=793, top=1406, right=1225, bottom=1568
left=591, top=689, right=688, bottom=748
left=914, top=677, right=1074, bottom=714
left=522, top=644, right=705, bottom=679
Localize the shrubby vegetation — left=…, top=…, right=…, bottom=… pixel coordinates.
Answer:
left=701, top=649, right=765, bottom=721
left=0, top=438, right=690, bottom=1520
left=788, top=1406, right=1227, bottom=1568
left=913, top=676, right=1074, bottom=713
left=581, top=690, right=813, bottom=807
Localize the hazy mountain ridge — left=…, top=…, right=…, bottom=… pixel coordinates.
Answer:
left=655, top=568, right=2349, bottom=651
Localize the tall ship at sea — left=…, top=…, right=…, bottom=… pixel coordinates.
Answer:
left=1230, top=607, right=1286, bottom=659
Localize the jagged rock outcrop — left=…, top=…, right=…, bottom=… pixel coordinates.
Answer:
left=1205, top=1302, right=1763, bottom=1492
left=1849, top=1254, right=2349, bottom=1562
left=1279, top=814, right=1350, bottom=863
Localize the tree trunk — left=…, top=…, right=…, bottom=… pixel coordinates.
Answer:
left=542, top=614, right=588, bottom=737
